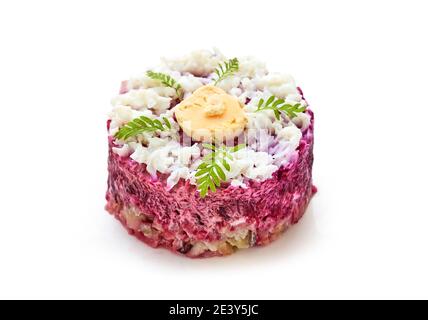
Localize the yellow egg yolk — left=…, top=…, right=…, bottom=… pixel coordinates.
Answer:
left=174, top=85, right=248, bottom=142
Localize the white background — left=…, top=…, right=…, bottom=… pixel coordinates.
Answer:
left=0, top=0, right=427, bottom=300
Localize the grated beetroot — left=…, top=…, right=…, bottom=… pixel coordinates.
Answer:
left=105, top=101, right=316, bottom=257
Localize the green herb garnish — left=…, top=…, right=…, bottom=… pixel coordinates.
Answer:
left=146, top=71, right=183, bottom=99
left=115, top=116, right=171, bottom=140
left=256, top=96, right=306, bottom=120
left=213, top=58, right=239, bottom=85
left=196, top=143, right=245, bottom=197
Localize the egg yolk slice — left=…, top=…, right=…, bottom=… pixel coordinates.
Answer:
left=174, top=85, right=248, bottom=142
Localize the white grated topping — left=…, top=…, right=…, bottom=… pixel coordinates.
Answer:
left=109, top=49, right=311, bottom=189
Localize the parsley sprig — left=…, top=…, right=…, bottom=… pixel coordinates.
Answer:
left=213, top=58, right=239, bottom=85
left=256, top=96, right=306, bottom=120
left=146, top=71, right=183, bottom=99
left=114, top=116, right=171, bottom=140
left=196, top=143, right=246, bottom=197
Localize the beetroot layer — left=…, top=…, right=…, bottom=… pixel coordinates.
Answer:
left=105, top=110, right=315, bottom=258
